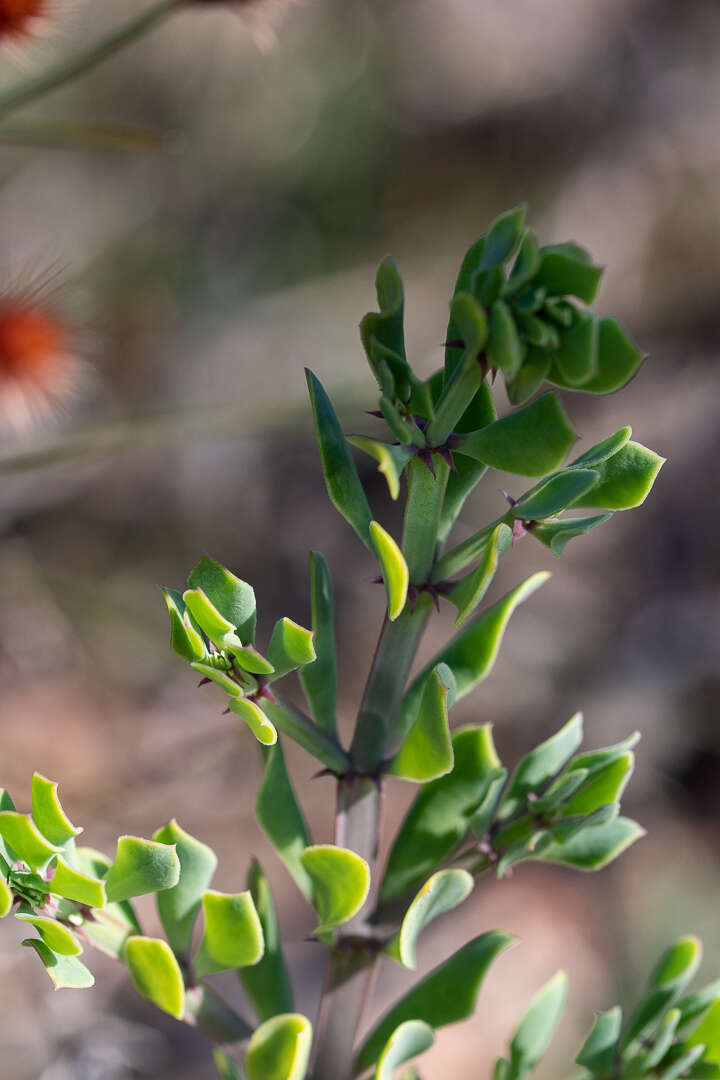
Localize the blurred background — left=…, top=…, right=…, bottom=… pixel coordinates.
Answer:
left=0, top=0, right=719, bottom=1076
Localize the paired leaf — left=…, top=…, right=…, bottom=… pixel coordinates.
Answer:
left=240, top=859, right=294, bottom=1022
left=163, top=588, right=206, bottom=662
left=256, top=741, right=313, bottom=900
left=370, top=520, right=409, bottom=621
left=31, top=774, right=81, bottom=847
left=193, top=889, right=264, bottom=976
left=299, top=845, right=370, bottom=936
left=388, top=869, right=474, bottom=969
left=153, top=820, right=217, bottom=955
left=124, top=936, right=185, bottom=1019
left=16, top=912, right=82, bottom=956
left=454, top=394, right=576, bottom=477
left=229, top=697, right=278, bottom=746
left=246, top=1013, right=313, bottom=1080
left=0, top=812, right=60, bottom=869
left=188, top=555, right=257, bottom=642
left=268, top=618, right=316, bottom=680
left=533, top=243, right=603, bottom=304
left=23, top=938, right=94, bottom=990
left=375, top=1021, right=435, bottom=1080
left=51, top=856, right=107, bottom=908
left=355, top=931, right=514, bottom=1073
left=348, top=436, right=415, bottom=501
left=532, top=513, right=612, bottom=557
left=446, top=523, right=511, bottom=627
left=532, top=817, right=645, bottom=871
left=512, top=470, right=599, bottom=521
left=103, top=836, right=180, bottom=903
left=498, top=713, right=584, bottom=820
left=568, top=441, right=664, bottom=511
left=389, top=667, right=454, bottom=783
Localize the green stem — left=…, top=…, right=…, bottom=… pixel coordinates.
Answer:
left=262, top=698, right=351, bottom=775
left=431, top=511, right=511, bottom=581
left=0, top=0, right=182, bottom=120
left=424, top=355, right=486, bottom=447
left=402, top=457, right=449, bottom=584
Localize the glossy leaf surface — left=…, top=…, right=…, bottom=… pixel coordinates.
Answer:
left=229, top=697, right=278, bottom=746
left=187, top=556, right=257, bottom=642
left=389, top=667, right=453, bottom=783
left=300, top=845, right=370, bottom=935
left=389, top=869, right=474, bottom=969
left=455, top=394, right=576, bottom=477
left=348, top=435, right=414, bottom=501
left=370, top=520, right=409, bottom=621
left=446, top=523, right=511, bottom=627
left=268, top=618, right=316, bottom=680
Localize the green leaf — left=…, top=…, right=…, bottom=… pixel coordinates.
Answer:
left=355, top=931, right=514, bottom=1074
left=256, top=741, right=312, bottom=900
left=246, top=1014, right=313, bottom=1080
left=153, top=820, right=217, bottom=955
left=15, top=912, right=82, bottom=956
left=454, top=394, right=576, bottom=477
left=125, top=936, right=185, bottom=1019
left=268, top=618, right=316, bottom=680
left=228, top=697, right=278, bottom=746
left=576, top=1006, right=622, bottom=1073
left=512, top=470, right=599, bottom=520
left=262, top=698, right=350, bottom=773
left=561, top=753, right=634, bottom=816
left=445, top=239, right=487, bottom=379
left=193, top=889, right=264, bottom=976
left=405, top=573, right=549, bottom=705
left=533, top=816, right=645, bottom=871
left=375, top=1021, right=435, bottom=1080
left=299, top=552, right=337, bottom=736
left=643, top=1008, right=681, bottom=1070
left=50, top=855, right=106, bottom=908
left=676, top=981, right=720, bottom=1036
left=213, top=1050, right=243, bottom=1080
left=650, top=936, right=703, bottom=994
left=370, top=520, right=409, bottom=621
left=550, top=312, right=599, bottom=387
left=0, top=812, right=59, bottom=868
left=658, top=1045, right=705, bottom=1080
left=479, top=206, right=526, bottom=269
left=31, top=773, right=82, bottom=847
left=687, top=999, right=720, bottom=1062
left=531, top=513, right=612, bottom=557
left=438, top=380, right=496, bottom=544
left=389, top=667, right=454, bottom=783
left=23, top=938, right=95, bottom=989
left=505, top=349, right=551, bottom=407
left=185, top=984, right=253, bottom=1045
left=104, top=836, right=180, bottom=903
left=579, top=318, right=644, bottom=394
left=446, top=524, right=512, bottom=628
left=569, top=427, right=632, bottom=469
left=360, top=258, right=407, bottom=395
left=300, top=845, right=370, bottom=936
left=380, top=725, right=502, bottom=903
left=347, top=436, right=414, bottom=501
left=163, top=587, right=206, bottom=662
left=183, top=587, right=237, bottom=647
left=240, top=859, right=294, bottom=1022
left=188, top=555, right=257, bottom=642
left=508, top=971, right=567, bottom=1079
left=568, top=441, right=664, bottom=511
left=534, top=243, right=603, bottom=304
left=498, top=713, right=584, bottom=820
left=190, top=661, right=243, bottom=697
left=488, top=301, right=525, bottom=378
left=0, top=875, right=12, bottom=917
left=227, top=643, right=275, bottom=677
left=505, top=229, right=541, bottom=293
left=306, top=369, right=373, bottom=548
left=389, top=869, right=474, bottom=970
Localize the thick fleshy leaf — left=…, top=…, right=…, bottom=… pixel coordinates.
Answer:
left=579, top=317, right=644, bottom=394
left=531, top=513, right=612, bottom=557
left=375, top=1021, right=435, bottom=1080
left=569, top=427, right=632, bottom=469
left=687, top=999, right=720, bottom=1061
left=454, top=394, right=576, bottom=477
left=153, top=820, right=217, bottom=955
left=533, top=816, right=645, bottom=871
left=480, top=206, right=526, bottom=269
left=428, top=294, right=489, bottom=446
left=576, top=1006, right=622, bottom=1073
left=676, top=981, right=720, bottom=1037
left=658, top=1045, right=705, bottom=1079
left=299, top=552, right=337, bottom=736
left=512, top=470, right=599, bottom=520
left=16, top=912, right=82, bottom=956
left=533, top=243, right=603, bottom=304
left=300, top=845, right=370, bottom=936
left=355, top=931, right=514, bottom=1074
left=446, top=524, right=511, bottom=627
left=0, top=812, right=59, bottom=868
left=438, top=381, right=496, bottom=544
left=498, top=713, right=584, bottom=820
left=380, top=725, right=502, bottom=903
left=508, top=971, right=567, bottom=1079
left=562, top=752, right=634, bottom=816
left=213, top=1050, right=243, bottom=1080
left=389, top=667, right=453, bottom=783
left=650, top=936, right=703, bottom=994
left=0, top=875, right=12, bottom=917
left=568, top=441, right=664, bottom=511
left=104, top=836, right=180, bottom=903
left=125, top=936, right=185, bottom=1019
left=229, top=697, right=278, bottom=745
left=445, top=239, right=487, bottom=379
left=347, top=436, right=414, bottom=501
left=505, top=349, right=551, bottom=407
left=227, top=643, right=275, bottom=676
left=402, top=573, right=549, bottom=707
left=183, top=587, right=237, bottom=647
left=190, top=661, right=243, bottom=696
left=550, top=312, right=599, bottom=387
left=488, top=301, right=524, bottom=378
left=505, top=229, right=541, bottom=293
left=193, top=889, right=264, bottom=976
left=262, top=698, right=350, bottom=773
left=163, top=587, right=206, bottom=662
left=240, top=859, right=294, bottom=1022
left=360, top=258, right=407, bottom=397
left=31, top=774, right=82, bottom=847
left=23, top=938, right=94, bottom=989
left=306, top=369, right=373, bottom=548
left=255, top=741, right=312, bottom=900
left=51, top=856, right=106, bottom=908
left=370, top=520, right=409, bottom=621
left=389, top=869, right=474, bottom=970
left=246, top=1013, right=313, bottom=1080
left=268, top=618, right=316, bottom=680
left=187, top=556, right=257, bottom=642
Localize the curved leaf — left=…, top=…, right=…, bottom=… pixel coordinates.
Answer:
left=51, top=856, right=106, bottom=908
left=370, top=520, right=409, bottom=621
left=255, top=740, right=312, bottom=900
left=355, top=931, right=514, bottom=1074
left=0, top=875, right=12, bottom=917
left=534, top=816, right=645, bottom=871
left=15, top=912, right=82, bottom=956
left=163, top=587, right=206, bottom=662
left=306, top=369, right=373, bottom=548
left=375, top=1020, right=435, bottom=1080
left=512, top=470, right=599, bottom=520
left=569, top=441, right=664, bottom=511
left=104, top=836, right=180, bottom=903
left=576, top=1006, right=622, bottom=1073
left=480, top=206, right=526, bottom=269
left=125, top=936, right=185, bottom=1019
left=188, top=555, right=257, bottom=642
left=569, top=427, right=632, bottom=468
left=578, top=317, right=644, bottom=394
left=498, top=713, right=584, bottom=820
left=531, top=513, right=612, bottom=557
left=246, top=1013, right=313, bottom=1080
left=23, top=938, right=94, bottom=989
left=229, top=697, right=278, bottom=746
left=455, top=394, right=576, bottom=477
left=446, top=523, right=511, bottom=628
left=508, top=971, right=567, bottom=1078
left=299, top=845, right=370, bottom=935
left=153, top=820, right=217, bottom=955
left=488, top=301, right=524, bottom=378
left=193, top=889, right=264, bottom=976
left=389, top=666, right=454, bottom=784
left=533, top=244, right=603, bottom=304
left=348, top=436, right=414, bottom=501
left=0, top=811, right=60, bottom=869
left=389, top=869, right=474, bottom=969
left=268, top=618, right=316, bottom=681
left=299, top=552, right=337, bottom=736
left=240, top=859, right=294, bottom=1022
left=31, top=774, right=82, bottom=847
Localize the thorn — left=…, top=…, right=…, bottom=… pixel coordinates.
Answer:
left=500, top=489, right=517, bottom=507
left=222, top=707, right=231, bottom=715
left=257, top=685, right=279, bottom=706
left=310, top=768, right=335, bottom=780
left=478, top=354, right=489, bottom=379
left=443, top=339, right=465, bottom=349
left=197, top=677, right=211, bottom=687
left=490, top=367, right=498, bottom=385
left=366, top=409, right=384, bottom=418
left=417, top=449, right=436, bottom=477
left=436, top=445, right=458, bottom=472
left=428, top=585, right=441, bottom=613
left=365, top=575, right=383, bottom=585
left=407, top=584, right=418, bottom=614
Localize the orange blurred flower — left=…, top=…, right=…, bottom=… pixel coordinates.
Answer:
left=0, top=0, right=54, bottom=46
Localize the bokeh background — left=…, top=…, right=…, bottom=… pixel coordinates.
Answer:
left=1, top=1, right=719, bottom=1076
